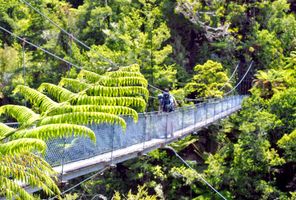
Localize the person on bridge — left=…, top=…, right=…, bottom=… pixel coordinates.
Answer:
left=157, top=89, right=177, bottom=138
left=157, top=88, right=177, bottom=113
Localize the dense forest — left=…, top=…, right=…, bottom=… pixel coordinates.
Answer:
left=0, top=0, right=295, bottom=199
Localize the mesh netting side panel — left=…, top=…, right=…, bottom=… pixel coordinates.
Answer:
left=182, top=106, right=195, bottom=128
left=149, top=112, right=168, bottom=139
left=45, top=123, right=114, bottom=166
left=196, top=103, right=206, bottom=122
left=112, top=115, right=146, bottom=150
left=170, top=109, right=183, bottom=133
left=222, top=98, right=228, bottom=112
left=46, top=139, right=64, bottom=166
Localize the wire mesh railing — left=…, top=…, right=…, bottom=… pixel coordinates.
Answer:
left=45, top=95, right=245, bottom=167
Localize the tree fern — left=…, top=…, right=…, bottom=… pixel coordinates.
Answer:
left=1, top=63, right=148, bottom=199
left=0, top=123, right=15, bottom=137
left=97, top=76, right=148, bottom=87
left=59, top=78, right=90, bottom=92
left=13, top=85, right=59, bottom=112
left=0, top=105, right=40, bottom=125
left=74, top=95, right=146, bottom=112
left=77, top=69, right=104, bottom=83
left=13, top=124, right=96, bottom=142
left=1, top=176, right=36, bottom=200
left=38, top=83, right=78, bottom=102
left=106, top=71, right=145, bottom=78
left=117, top=64, right=141, bottom=72
left=86, top=85, right=148, bottom=100
left=39, top=112, right=127, bottom=130
left=0, top=152, right=60, bottom=199
left=48, top=105, right=139, bottom=122
left=0, top=138, right=46, bottom=155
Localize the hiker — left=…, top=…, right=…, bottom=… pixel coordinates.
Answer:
left=157, top=89, right=177, bottom=138
left=158, top=88, right=177, bottom=113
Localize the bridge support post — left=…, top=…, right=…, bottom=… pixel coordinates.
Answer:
left=110, top=124, right=115, bottom=165
left=60, top=137, right=66, bottom=184
left=142, top=114, right=147, bottom=151
left=213, top=101, right=216, bottom=121
left=165, top=113, right=168, bottom=141
left=194, top=104, right=197, bottom=131
left=205, top=102, right=208, bottom=125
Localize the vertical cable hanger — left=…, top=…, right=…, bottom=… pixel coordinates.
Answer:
left=67, top=34, right=73, bottom=72
left=22, top=38, right=27, bottom=106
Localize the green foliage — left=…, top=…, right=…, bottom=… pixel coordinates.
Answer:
left=250, top=29, right=284, bottom=68
left=86, top=85, right=149, bottom=100
left=14, top=124, right=96, bottom=142
left=113, top=185, right=157, bottom=200
left=74, top=96, right=146, bottom=112
left=38, top=83, right=78, bottom=102
left=77, top=69, right=104, bottom=83
left=0, top=123, right=15, bottom=137
left=251, top=69, right=295, bottom=99
left=0, top=105, right=39, bottom=125
left=269, top=88, right=296, bottom=133
left=0, top=65, right=147, bottom=199
left=13, top=85, right=59, bottom=112
left=59, top=78, right=89, bottom=93
left=184, top=60, right=231, bottom=99
left=48, top=105, right=139, bottom=122
left=278, top=129, right=296, bottom=162
left=170, top=135, right=198, bottom=152
left=39, top=112, right=127, bottom=130
left=0, top=138, right=46, bottom=155
left=1, top=0, right=296, bottom=199
left=0, top=45, right=21, bottom=98
left=0, top=152, right=60, bottom=199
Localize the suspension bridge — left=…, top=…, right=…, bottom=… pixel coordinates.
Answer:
left=0, top=1, right=253, bottom=198
left=19, top=95, right=244, bottom=194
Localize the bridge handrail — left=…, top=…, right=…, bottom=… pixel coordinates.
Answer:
left=44, top=95, right=245, bottom=167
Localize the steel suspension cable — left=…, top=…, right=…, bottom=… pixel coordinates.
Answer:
left=49, top=167, right=109, bottom=200
left=148, top=61, right=248, bottom=102
left=0, top=26, right=83, bottom=69
left=224, top=60, right=253, bottom=95
left=219, top=62, right=240, bottom=90
left=19, top=0, right=116, bottom=66
left=163, top=146, right=228, bottom=200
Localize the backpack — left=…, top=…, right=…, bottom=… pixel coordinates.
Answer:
left=162, top=92, right=173, bottom=112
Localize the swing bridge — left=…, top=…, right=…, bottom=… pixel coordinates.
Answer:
left=15, top=95, right=244, bottom=194
left=0, top=1, right=252, bottom=197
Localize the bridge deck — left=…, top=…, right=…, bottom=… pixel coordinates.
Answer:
left=23, top=95, right=244, bottom=194
left=53, top=104, right=241, bottom=181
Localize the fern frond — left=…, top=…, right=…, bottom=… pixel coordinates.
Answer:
left=118, top=64, right=140, bottom=72
left=106, top=71, right=144, bottom=78
left=0, top=105, right=40, bottom=125
left=97, top=76, right=148, bottom=87
left=48, top=105, right=138, bottom=122
left=86, top=85, right=149, bottom=100
left=39, top=112, right=127, bottom=130
left=0, top=176, right=35, bottom=200
left=14, top=124, right=96, bottom=142
left=77, top=69, right=104, bottom=83
left=74, top=95, right=146, bottom=112
left=13, top=85, right=58, bottom=112
left=59, top=78, right=90, bottom=92
left=0, top=123, right=15, bottom=137
left=0, top=138, right=47, bottom=155
left=0, top=152, right=60, bottom=198
left=38, top=83, right=78, bottom=102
